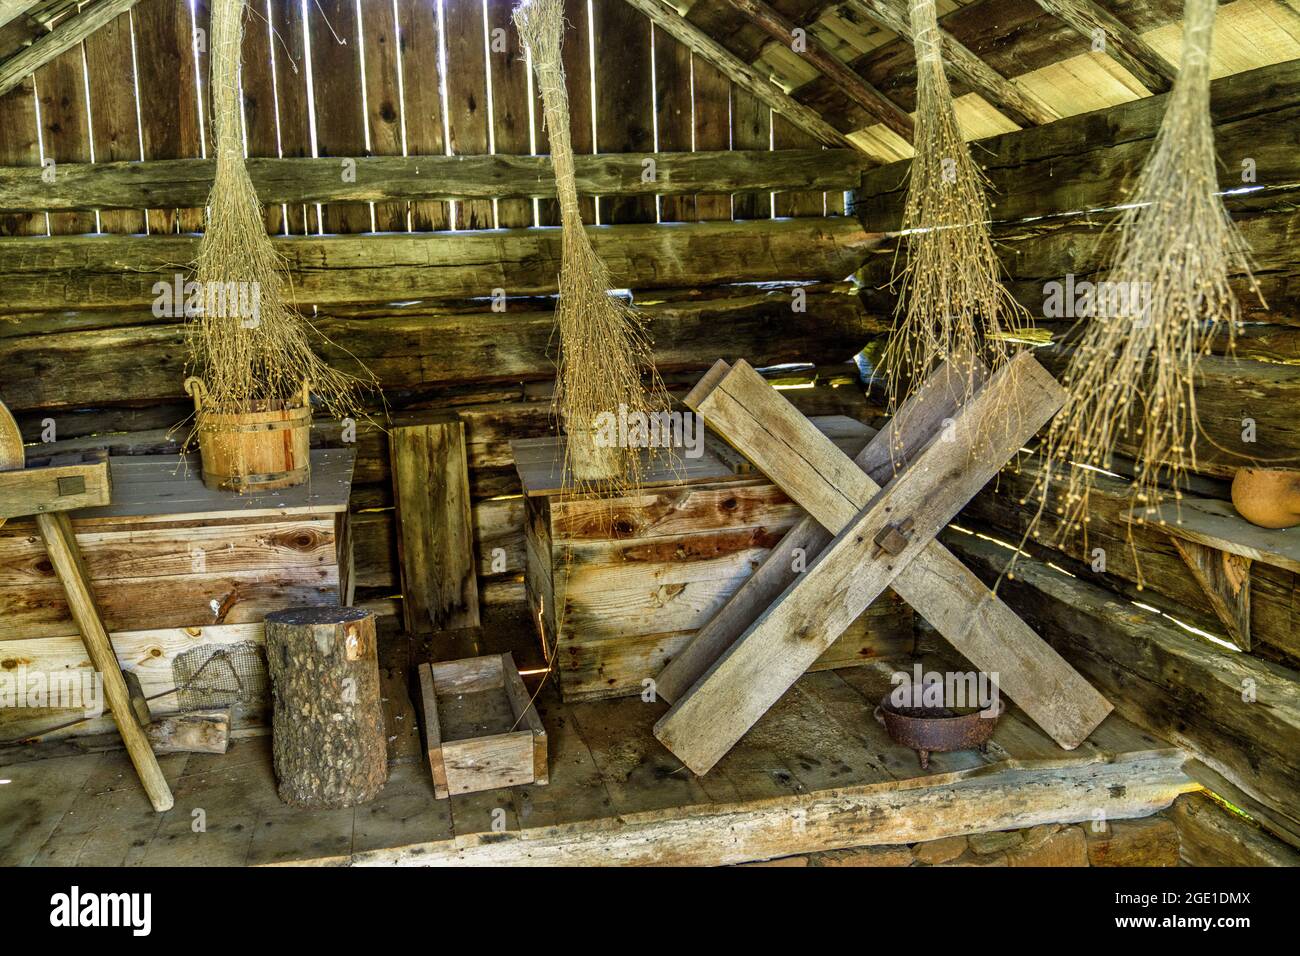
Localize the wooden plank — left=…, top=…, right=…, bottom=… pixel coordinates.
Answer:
left=773, top=115, right=824, bottom=218
left=0, top=457, right=111, bottom=519
left=395, top=0, right=449, bottom=232
left=843, top=0, right=1055, bottom=128
left=0, top=216, right=881, bottom=309
left=0, top=0, right=141, bottom=97
left=443, top=0, right=493, bottom=230
left=0, top=73, right=41, bottom=235
left=130, top=0, right=205, bottom=234
left=487, top=0, right=535, bottom=229
left=1136, top=495, right=1300, bottom=575
left=269, top=0, right=312, bottom=234
left=1030, top=0, right=1175, bottom=94
left=671, top=356, right=1112, bottom=751
left=537, top=0, right=595, bottom=226
left=948, top=528, right=1300, bottom=846
left=0, top=148, right=868, bottom=210
left=593, top=0, right=656, bottom=224
left=655, top=352, right=1074, bottom=773
left=360, top=0, right=407, bottom=232
left=239, top=0, right=284, bottom=234
left=1170, top=536, right=1253, bottom=651
left=82, top=7, right=142, bottom=234
left=390, top=417, right=480, bottom=632
left=36, top=509, right=173, bottom=811
left=722, top=0, right=912, bottom=140
left=855, top=59, right=1300, bottom=232
left=500, top=651, right=549, bottom=784
left=692, top=54, right=732, bottom=221
left=307, top=0, right=367, bottom=233
left=620, top=0, right=857, bottom=150
left=654, top=23, right=696, bottom=223
left=655, top=355, right=982, bottom=703
left=731, top=85, right=770, bottom=220
left=1170, top=791, right=1300, bottom=867
left=34, top=41, right=94, bottom=234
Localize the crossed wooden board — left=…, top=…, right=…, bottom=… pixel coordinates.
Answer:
left=653, top=352, right=1113, bottom=776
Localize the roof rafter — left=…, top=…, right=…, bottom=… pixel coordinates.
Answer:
left=0, top=0, right=139, bottom=98
left=720, top=0, right=914, bottom=140
left=1032, top=0, right=1177, bottom=93
left=621, top=0, right=863, bottom=150
left=844, top=0, right=1058, bottom=127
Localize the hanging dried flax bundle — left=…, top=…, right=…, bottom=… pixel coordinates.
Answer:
left=883, top=0, right=1030, bottom=420
left=188, top=0, right=369, bottom=430
left=513, top=0, right=668, bottom=493
left=1025, top=0, right=1261, bottom=567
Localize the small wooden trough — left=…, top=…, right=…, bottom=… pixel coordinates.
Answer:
left=417, top=652, right=548, bottom=800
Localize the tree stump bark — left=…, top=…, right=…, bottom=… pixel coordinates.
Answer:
left=264, top=605, right=388, bottom=808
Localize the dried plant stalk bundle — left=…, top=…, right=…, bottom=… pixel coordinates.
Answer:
left=514, top=0, right=669, bottom=495
left=188, top=0, right=369, bottom=428
left=883, top=0, right=1031, bottom=427
left=1025, top=0, right=1262, bottom=570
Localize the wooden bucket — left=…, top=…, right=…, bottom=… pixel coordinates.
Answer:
left=185, top=377, right=312, bottom=493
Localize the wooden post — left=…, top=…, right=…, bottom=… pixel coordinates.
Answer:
left=36, top=511, right=174, bottom=811
left=390, top=416, right=480, bottom=633
left=264, top=605, right=388, bottom=808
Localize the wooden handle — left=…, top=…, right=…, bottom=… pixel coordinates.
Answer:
left=36, top=511, right=174, bottom=811
left=183, top=376, right=208, bottom=414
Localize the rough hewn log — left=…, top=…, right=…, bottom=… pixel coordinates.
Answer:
left=619, top=0, right=859, bottom=149
left=853, top=59, right=1300, bottom=230
left=843, top=0, right=1056, bottom=128
left=947, top=530, right=1300, bottom=845
left=0, top=287, right=882, bottom=410
left=722, top=0, right=913, bottom=140
left=1168, top=792, right=1300, bottom=866
left=264, top=605, right=388, bottom=809
left=1030, top=0, right=1175, bottom=93
left=0, top=217, right=882, bottom=310
left=0, top=149, right=871, bottom=213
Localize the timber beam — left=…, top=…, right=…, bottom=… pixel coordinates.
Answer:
left=721, top=0, right=913, bottom=140
left=1031, top=0, right=1176, bottom=94
left=0, top=0, right=140, bottom=97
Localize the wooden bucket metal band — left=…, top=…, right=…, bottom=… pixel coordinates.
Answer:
left=206, top=465, right=310, bottom=488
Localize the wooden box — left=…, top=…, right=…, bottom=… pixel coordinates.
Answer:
left=418, top=652, right=548, bottom=799
left=0, top=449, right=356, bottom=747
left=512, top=417, right=915, bottom=702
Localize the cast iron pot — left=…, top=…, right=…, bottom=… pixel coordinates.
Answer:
left=875, top=695, right=1005, bottom=769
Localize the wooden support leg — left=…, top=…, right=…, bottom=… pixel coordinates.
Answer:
left=655, top=354, right=987, bottom=704
left=1169, top=536, right=1253, bottom=651
left=36, top=511, right=174, bottom=812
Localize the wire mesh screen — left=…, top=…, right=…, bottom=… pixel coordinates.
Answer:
left=172, top=642, right=269, bottom=711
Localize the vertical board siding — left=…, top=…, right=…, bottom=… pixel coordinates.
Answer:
left=0, top=77, right=44, bottom=236
left=487, top=0, right=535, bottom=228
left=308, top=0, right=369, bottom=233
left=397, top=0, right=450, bottom=231
left=731, top=88, right=770, bottom=220
left=84, top=10, right=145, bottom=235
left=362, top=0, right=409, bottom=232
left=536, top=0, right=594, bottom=225
left=241, top=0, right=287, bottom=234
left=692, top=55, right=731, bottom=222
left=270, top=0, right=313, bottom=234
left=36, top=46, right=96, bottom=235
left=443, top=0, right=495, bottom=230
left=654, top=24, right=695, bottom=223
left=132, top=0, right=206, bottom=234
left=773, top=114, right=824, bottom=217
left=591, top=0, right=654, bottom=225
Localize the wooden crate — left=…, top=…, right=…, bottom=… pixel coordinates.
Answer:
left=0, top=449, right=356, bottom=746
left=512, top=417, right=915, bottom=702
left=417, top=652, right=548, bottom=799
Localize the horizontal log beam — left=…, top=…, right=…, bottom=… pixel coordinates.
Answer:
left=0, top=287, right=881, bottom=410
left=0, top=217, right=882, bottom=311
left=0, top=150, right=871, bottom=213
left=854, top=59, right=1300, bottom=230
left=948, top=530, right=1300, bottom=846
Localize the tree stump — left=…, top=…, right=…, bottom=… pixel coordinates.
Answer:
left=264, top=606, right=388, bottom=808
